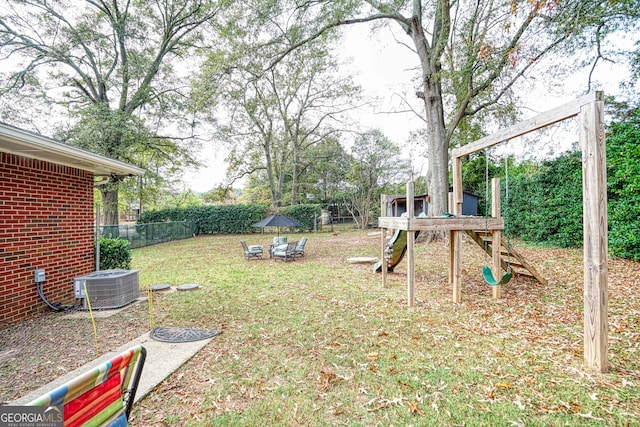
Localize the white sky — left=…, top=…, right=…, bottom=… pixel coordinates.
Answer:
left=183, top=24, right=634, bottom=193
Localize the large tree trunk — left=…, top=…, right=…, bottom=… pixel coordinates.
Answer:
left=423, top=78, right=448, bottom=217
left=100, top=178, right=121, bottom=226
left=408, top=7, right=450, bottom=217
left=263, top=140, right=279, bottom=209
left=291, top=146, right=300, bottom=205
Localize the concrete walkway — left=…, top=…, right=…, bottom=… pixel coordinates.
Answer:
left=12, top=330, right=214, bottom=405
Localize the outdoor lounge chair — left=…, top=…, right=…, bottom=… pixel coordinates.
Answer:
left=272, top=241, right=297, bottom=262
left=241, top=241, right=264, bottom=260
left=268, top=236, right=287, bottom=257
left=294, top=237, right=308, bottom=257
left=28, top=345, right=146, bottom=427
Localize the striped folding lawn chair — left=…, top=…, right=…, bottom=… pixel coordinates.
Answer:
left=27, top=345, right=146, bottom=427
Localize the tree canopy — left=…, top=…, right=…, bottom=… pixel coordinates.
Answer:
left=0, top=0, right=225, bottom=224
left=2, top=0, right=639, bottom=228
left=262, top=0, right=640, bottom=217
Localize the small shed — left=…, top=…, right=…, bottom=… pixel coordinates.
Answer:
left=0, top=122, right=143, bottom=325
left=385, top=192, right=478, bottom=217
left=455, top=191, right=479, bottom=216
left=387, top=194, right=430, bottom=217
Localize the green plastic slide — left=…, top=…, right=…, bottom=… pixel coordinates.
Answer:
left=374, top=228, right=407, bottom=273
left=374, top=212, right=427, bottom=273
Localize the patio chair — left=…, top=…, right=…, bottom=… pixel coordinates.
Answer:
left=294, top=237, right=308, bottom=257
left=28, top=345, right=146, bottom=427
left=268, top=236, right=287, bottom=258
left=272, top=241, right=298, bottom=262
left=241, top=241, right=263, bottom=260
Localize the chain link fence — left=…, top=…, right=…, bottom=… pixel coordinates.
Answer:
left=100, top=221, right=196, bottom=249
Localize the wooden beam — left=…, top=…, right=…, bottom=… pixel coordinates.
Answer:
left=501, top=236, right=548, bottom=286
left=378, top=216, right=504, bottom=231
left=406, top=182, right=415, bottom=307
left=580, top=95, right=608, bottom=373
left=452, top=152, right=464, bottom=303
left=380, top=194, right=387, bottom=288
left=452, top=156, right=463, bottom=212
left=452, top=92, right=603, bottom=158
left=448, top=193, right=454, bottom=284
left=452, top=230, right=462, bottom=303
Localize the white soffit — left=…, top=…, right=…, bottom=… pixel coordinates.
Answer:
left=0, top=122, right=144, bottom=177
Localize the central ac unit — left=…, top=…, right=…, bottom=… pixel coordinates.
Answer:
left=74, top=269, right=139, bottom=310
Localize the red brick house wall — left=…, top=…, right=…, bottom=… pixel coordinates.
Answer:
left=0, top=152, right=94, bottom=325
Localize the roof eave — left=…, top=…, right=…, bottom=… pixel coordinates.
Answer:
left=0, top=122, right=145, bottom=177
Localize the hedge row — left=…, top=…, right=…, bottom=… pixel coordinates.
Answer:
left=138, top=204, right=266, bottom=234
left=607, top=117, right=640, bottom=261
left=137, top=204, right=322, bottom=235
left=507, top=152, right=584, bottom=248
left=481, top=115, right=640, bottom=261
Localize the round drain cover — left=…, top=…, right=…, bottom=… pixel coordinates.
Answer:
left=150, top=326, right=222, bottom=343
left=151, top=284, right=171, bottom=291
left=176, top=283, right=200, bottom=291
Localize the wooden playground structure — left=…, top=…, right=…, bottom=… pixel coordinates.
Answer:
left=377, top=92, right=608, bottom=373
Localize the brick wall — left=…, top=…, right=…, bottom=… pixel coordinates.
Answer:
left=0, top=152, right=94, bottom=326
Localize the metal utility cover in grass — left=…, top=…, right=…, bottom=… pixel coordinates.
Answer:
left=150, top=327, right=222, bottom=343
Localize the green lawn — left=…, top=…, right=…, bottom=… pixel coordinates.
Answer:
left=129, top=230, right=640, bottom=426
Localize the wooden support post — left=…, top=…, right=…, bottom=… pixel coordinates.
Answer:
left=491, top=177, right=502, bottom=299
left=452, top=157, right=463, bottom=303
left=580, top=94, right=608, bottom=373
left=406, top=182, right=415, bottom=307
left=380, top=194, right=387, bottom=288
left=448, top=192, right=454, bottom=284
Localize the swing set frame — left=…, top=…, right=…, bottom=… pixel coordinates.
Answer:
left=377, top=91, right=607, bottom=373
left=451, top=91, right=607, bottom=373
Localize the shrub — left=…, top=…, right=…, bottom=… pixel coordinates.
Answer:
left=98, top=237, right=132, bottom=270
left=504, top=152, right=583, bottom=248
left=607, top=116, right=640, bottom=261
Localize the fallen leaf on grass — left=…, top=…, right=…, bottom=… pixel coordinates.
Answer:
left=367, top=402, right=387, bottom=412
left=408, top=400, right=425, bottom=415
left=318, top=369, right=341, bottom=393
left=495, top=382, right=512, bottom=389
